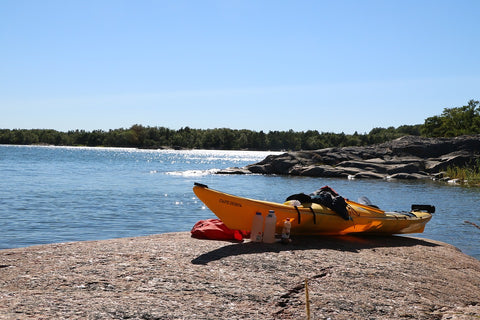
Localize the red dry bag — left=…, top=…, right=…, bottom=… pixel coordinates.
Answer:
left=191, top=219, right=249, bottom=241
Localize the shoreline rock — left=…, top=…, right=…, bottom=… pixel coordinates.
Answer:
left=218, top=135, right=480, bottom=180
left=1, top=232, right=479, bottom=319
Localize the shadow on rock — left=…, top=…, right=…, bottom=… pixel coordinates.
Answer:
left=191, top=235, right=439, bottom=265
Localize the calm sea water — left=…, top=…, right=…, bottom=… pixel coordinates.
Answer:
left=1, top=145, right=479, bottom=260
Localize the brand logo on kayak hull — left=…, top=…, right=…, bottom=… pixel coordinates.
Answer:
left=219, top=198, right=242, bottom=207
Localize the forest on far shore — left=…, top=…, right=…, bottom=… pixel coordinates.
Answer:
left=1, top=99, right=479, bottom=151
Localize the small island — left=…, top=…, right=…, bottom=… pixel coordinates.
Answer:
left=218, top=135, right=480, bottom=184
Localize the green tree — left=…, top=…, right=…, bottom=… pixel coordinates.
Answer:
left=422, top=99, right=480, bottom=137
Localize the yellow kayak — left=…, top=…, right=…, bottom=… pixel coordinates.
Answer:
left=193, top=183, right=433, bottom=235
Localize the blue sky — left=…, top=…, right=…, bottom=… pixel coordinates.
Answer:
left=1, top=0, right=479, bottom=134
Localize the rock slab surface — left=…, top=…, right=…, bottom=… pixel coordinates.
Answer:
left=1, top=232, right=479, bottom=319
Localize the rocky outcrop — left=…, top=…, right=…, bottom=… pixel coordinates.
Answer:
left=219, top=135, right=480, bottom=180
left=1, top=232, right=479, bottom=319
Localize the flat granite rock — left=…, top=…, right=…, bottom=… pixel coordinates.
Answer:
left=1, top=232, right=479, bottom=319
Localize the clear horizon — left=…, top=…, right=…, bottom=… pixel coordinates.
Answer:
left=1, top=1, right=479, bottom=134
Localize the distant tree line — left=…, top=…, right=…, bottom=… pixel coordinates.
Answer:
left=0, top=125, right=422, bottom=151
left=0, top=99, right=478, bottom=151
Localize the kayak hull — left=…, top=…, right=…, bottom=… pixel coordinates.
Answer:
left=193, top=184, right=432, bottom=236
